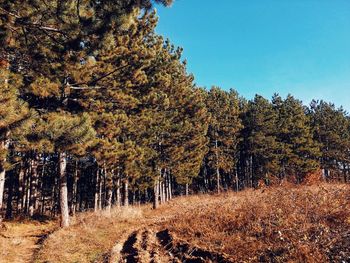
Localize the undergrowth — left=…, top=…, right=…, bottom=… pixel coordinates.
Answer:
left=163, top=183, right=350, bottom=262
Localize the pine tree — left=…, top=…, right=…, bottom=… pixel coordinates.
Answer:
left=205, top=87, right=242, bottom=193
left=309, top=100, right=350, bottom=181
left=1, top=0, right=172, bottom=224
left=241, top=95, right=279, bottom=187
left=273, top=94, right=320, bottom=182
left=25, top=112, right=95, bottom=226
left=0, top=68, right=30, bottom=212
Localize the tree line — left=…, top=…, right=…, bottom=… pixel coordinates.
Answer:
left=1, top=1, right=349, bottom=227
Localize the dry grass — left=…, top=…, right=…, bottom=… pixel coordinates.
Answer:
left=35, top=206, right=144, bottom=263
left=161, top=183, right=350, bottom=262
left=34, top=196, right=215, bottom=263
left=0, top=219, right=57, bottom=263
left=3, top=183, right=349, bottom=263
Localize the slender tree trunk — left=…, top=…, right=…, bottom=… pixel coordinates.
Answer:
left=105, top=187, right=113, bottom=216
left=250, top=155, right=253, bottom=188
left=162, top=181, right=166, bottom=203
left=51, top=168, right=58, bottom=217
left=164, top=171, right=168, bottom=202
left=0, top=66, right=10, bottom=214
left=17, top=163, right=25, bottom=213
left=94, top=169, right=100, bottom=212
left=153, top=179, right=159, bottom=209
left=5, top=173, right=14, bottom=219
left=0, top=167, right=6, bottom=211
left=22, top=164, right=29, bottom=214
left=39, top=154, right=46, bottom=216
left=0, top=137, right=9, bottom=211
left=159, top=180, right=164, bottom=204
left=168, top=173, right=172, bottom=200
left=102, top=168, right=106, bottom=209
left=98, top=169, right=103, bottom=210
left=59, top=152, right=69, bottom=228
left=216, top=167, right=220, bottom=194
left=123, top=179, right=129, bottom=207
left=185, top=183, right=189, bottom=196
left=29, top=155, right=39, bottom=217
left=71, top=160, right=78, bottom=216
left=215, top=139, right=220, bottom=194
left=167, top=172, right=173, bottom=200
left=115, top=177, right=121, bottom=207
left=24, top=159, right=33, bottom=215
left=203, top=165, right=209, bottom=191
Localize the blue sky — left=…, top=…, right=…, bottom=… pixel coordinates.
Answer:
left=155, top=0, right=350, bottom=110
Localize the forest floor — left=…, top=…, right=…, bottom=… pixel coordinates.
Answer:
left=0, top=218, right=57, bottom=263
left=1, top=183, right=350, bottom=263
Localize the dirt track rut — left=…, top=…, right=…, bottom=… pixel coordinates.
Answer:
left=109, top=228, right=232, bottom=263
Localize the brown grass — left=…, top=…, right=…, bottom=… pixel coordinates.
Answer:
left=35, top=206, right=145, bottom=263
left=0, top=219, right=57, bottom=263
left=3, top=183, right=349, bottom=263
left=161, top=183, right=350, bottom=262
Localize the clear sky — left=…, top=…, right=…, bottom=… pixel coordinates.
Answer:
left=155, top=0, right=350, bottom=110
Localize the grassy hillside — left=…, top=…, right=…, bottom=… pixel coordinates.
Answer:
left=1, top=183, right=349, bottom=263
left=161, top=184, right=350, bottom=262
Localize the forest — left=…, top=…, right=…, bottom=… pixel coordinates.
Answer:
left=1, top=0, right=350, bottom=232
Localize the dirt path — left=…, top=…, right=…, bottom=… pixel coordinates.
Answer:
left=109, top=227, right=232, bottom=263
left=0, top=220, right=57, bottom=263
left=34, top=195, right=234, bottom=263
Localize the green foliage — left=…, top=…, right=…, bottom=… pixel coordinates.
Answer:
left=273, top=94, right=321, bottom=180
left=0, top=68, right=30, bottom=161
left=241, top=95, right=280, bottom=183
left=1, top=0, right=349, bottom=220
left=310, top=100, right=350, bottom=175
left=206, top=87, right=242, bottom=179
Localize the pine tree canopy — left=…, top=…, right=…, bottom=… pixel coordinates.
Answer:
left=1, top=0, right=350, bottom=228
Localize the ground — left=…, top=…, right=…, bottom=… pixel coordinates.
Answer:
left=1, top=183, right=349, bottom=263
left=0, top=219, right=57, bottom=263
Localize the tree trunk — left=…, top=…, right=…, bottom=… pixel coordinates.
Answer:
left=71, top=160, right=78, bottom=216
left=153, top=179, right=159, bottom=209
left=5, top=173, right=14, bottom=219
left=168, top=173, right=172, bottom=200
left=115, top=177, right=121, bottom=207
left=164, top=170, right=168, bottom=202
left=29, top=155, right=39, bottom=217
left=51, top=169, right=58, bottom=217
left=123, top=179, right=129, bottom=207
left=159, top=181, right=164, bottom=204
left=0, top=167, right=6, bottom=212
left=105, top=188, right=113, bottom=216
left=39, top=154, right=47, bottom=216
left=0, top=67, right=10, bottom=214
left=215, top=139, right=220, bottom=194
left=59, top=152, right=69, bottom=228
left=24, top=161, right=32, bottom=215
left=94, top=169, right=100, bottom=212
left=0, top=138, right=9, bottom=211
left=17, top=163, right=25, bottom=214
left=162, top=181, right=166, bottom=203
left=165, top=169, right=171, bottom=201
left=98, top=169, right=103, bottom=210
left=250, top=155, right=253, bottom=188
left=185, top=183, right=189, bottom=196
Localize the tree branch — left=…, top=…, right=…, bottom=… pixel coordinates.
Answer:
left=70, top=64, right=129, bottom=87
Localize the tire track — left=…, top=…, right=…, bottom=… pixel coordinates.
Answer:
left=109, top=228, right=232, bottom=263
